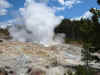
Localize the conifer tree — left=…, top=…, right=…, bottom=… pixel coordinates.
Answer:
left=97, top=0, right=100, bottom=5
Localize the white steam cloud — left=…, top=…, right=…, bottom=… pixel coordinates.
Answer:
left=9, top=0, right=63, bottom=46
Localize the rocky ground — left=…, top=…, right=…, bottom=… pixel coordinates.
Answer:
left=0, top=41, right=82, bottom=75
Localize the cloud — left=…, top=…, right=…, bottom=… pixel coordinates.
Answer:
left=0, top=19, right=13, bottom=29
left=71, top=11, right=93, bottom=20
left=53, top=6, right=65, bottom=11
left=0, top=0, right=12, bottom=16
left=65, top=0, right=81, bottom=8
left=0, top=9, right=7, bottom=16
left=58, top=0, right=81, bottom=9
left=58, top=0, right=65, bottom=5
left=82, top=11, right=93, bottom=19
left=0, top=0, right=11, bottom=8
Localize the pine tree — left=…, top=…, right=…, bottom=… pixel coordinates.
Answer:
left=81, top=42, right=92, bottom=68
left=82, top=0, right=100, bottom=64
left=81, top=1, right=100, bottom=67
left=97, top=0, right=100, bottom=5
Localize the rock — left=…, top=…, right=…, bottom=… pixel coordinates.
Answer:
left=0, top=67, right=7, bottom=75
left=30, top=68, right=45, bottom=75
left=0, top=41, right=82, bottom=75
left=46, top=66, right=65, bottom=75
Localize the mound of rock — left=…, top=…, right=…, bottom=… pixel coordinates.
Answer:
left=0, top=41, right=82, bottom=75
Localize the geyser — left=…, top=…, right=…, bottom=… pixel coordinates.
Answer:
left=9, top=0, right=63, bottom=46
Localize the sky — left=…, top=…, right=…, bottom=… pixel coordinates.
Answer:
left=0, top=0, right=100, bottom=22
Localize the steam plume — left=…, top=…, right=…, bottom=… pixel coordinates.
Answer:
left=9, top=0, right=63, bottom=46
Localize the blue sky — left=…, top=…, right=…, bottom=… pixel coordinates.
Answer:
left=0, top=0, right=100, bottom=22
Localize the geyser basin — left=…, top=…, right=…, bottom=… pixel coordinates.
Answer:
left=0, top=41, right=82, bottom=75
left=9, top=0, right=63, bottom=46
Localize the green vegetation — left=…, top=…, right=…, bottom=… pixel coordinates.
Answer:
left=0, top=29, right=9, bottom=36
left=55, top=18, right=100, bottom=63
left=97, top=0, right=100, bottom=5
left=0, top=28, right=10, bottom=40
left=81, top=43, right=92, bottom=68
left=55, top=0, right=100, bottom=71
left=67, top=66, right=96, bottom=75
left=55, top=19, right=95, bottom=43
left=74, top=66, right=96, bottom=75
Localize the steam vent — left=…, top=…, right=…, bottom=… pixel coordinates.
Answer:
left=0, top=41, right=82, bottom=75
